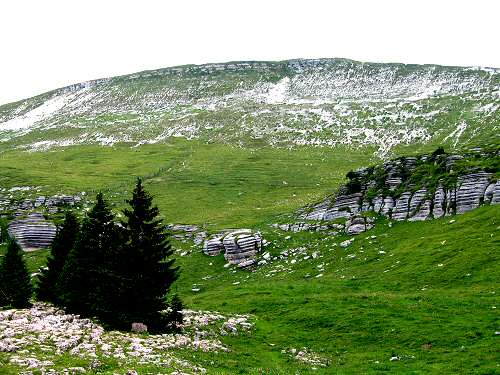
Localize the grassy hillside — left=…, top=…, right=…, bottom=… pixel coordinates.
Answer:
left=0, top=57, right=498, bottom=373
left=0, top=140, right=376, bottom=227
left=2, top=203, right=498, bottom=374
left=1, top=58, right=498, bottom=157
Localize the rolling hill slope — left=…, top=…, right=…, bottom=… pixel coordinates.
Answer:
left=1, top=58, right=498, bottom=157
left=1, top=200, right=498, bottom=374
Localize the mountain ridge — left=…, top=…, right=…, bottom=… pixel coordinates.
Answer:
left=1, top=58, right=498, bottom=157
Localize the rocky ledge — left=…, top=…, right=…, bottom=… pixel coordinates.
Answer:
left=300, top=146, right=500, bottom=227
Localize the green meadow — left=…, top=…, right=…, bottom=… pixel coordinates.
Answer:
left=0, top=140, right=499, bottom=373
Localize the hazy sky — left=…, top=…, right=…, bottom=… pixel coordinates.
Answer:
left=1, top=0, right=499, bottom=105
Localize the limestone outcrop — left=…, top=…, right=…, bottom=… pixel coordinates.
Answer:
left=202, top=230, right=262, bottom=267
left=8, top=213, right=57, bottom=251
left=300, top=147, right=499, bottom=227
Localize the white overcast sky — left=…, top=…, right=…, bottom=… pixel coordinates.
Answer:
left=0, top=0, right=499, bottom=105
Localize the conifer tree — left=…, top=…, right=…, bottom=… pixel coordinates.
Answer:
left=120, top=178, right=179, bottom=332
left=57, top=193, right=121, bottom=317
left=36, top=211, right=80, bottom=304
left=0, top=239, right=32, bottom=308
left=167, top=293, right=184, bottom=331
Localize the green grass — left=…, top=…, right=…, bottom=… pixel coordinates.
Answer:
left=3, top=204, right=498, bottom=374
left=0, top=138, right=499, bottom=373
left=0, top=140, right=375, bottom=228
left=168, top=204, right=500, bottom=374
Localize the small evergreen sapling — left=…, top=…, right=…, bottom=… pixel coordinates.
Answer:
left=0, top=239, right=32, bottom=308
left=167, top=293, right=184, bottom=331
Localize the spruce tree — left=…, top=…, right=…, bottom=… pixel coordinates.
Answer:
left=121, top=178, right=179, bottom=332
left=36, top=211, right=80, bottom=304
left=0, top=239, right=32, bottom=308
left=167, top=293, right=184, bottom=331
left=57, top=193, right=121, bottom=317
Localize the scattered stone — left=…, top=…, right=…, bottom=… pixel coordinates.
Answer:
left=340, top=238, right=354, bottom=248
left=0, top=304, right=253, bottom=373
left=131, top=323, right=147, bottom=333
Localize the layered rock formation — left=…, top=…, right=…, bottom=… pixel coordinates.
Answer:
left=0, top=191, right=84, bottom=251
left=8, top=213, right=57, bottom=251
left=301, top=147, right=500, bottom=226
left=202, top=230, right=262, bottom=267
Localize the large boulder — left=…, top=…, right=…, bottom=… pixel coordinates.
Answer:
left=202, top=230, right=262, bottom=267
left=203, top=237, right=224, bottom=256
left=223, top=230, right=262, bottom=267
left=8, top=212, right=57, bottom=251
left=345, top=216, right=373, bottom=235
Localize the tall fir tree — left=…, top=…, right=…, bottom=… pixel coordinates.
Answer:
left=120, top=178, right=179, bottom=332
left=57, top=193, right=122, bottom=317
left=36, top=211, right=80, bottom=304
left=0, top=239, right=32, bottom=308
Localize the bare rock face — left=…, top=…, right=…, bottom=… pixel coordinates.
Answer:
left=392, top=192, right=412, bottom=221
left=455, top=172, right=492, bottom=214
left=381, top=197, right=395, bottom=216
left=484, top=182, right=496, bottom=204
left=8, top=213, right=56, bottom=251
left=323, top=193, right=363, bottom=221
left=409, top=199, right=432, bottom=221
left=299, top=149, right=499, bottom=231
left=202, top=230, right=262, bottom=267
left=203, top=237, right=224, bottom=256
left=433, top=186, right=447, bottom=218
left=408, top=189, right=428, bottom=217
left=304, top=199, right=331, bottom=221
left=345, top=216, right=373, bottom=235
left=491, top=180, right=500, bottom=204
left=372, top=196, right=384, bottom=213
left=445, top=188, right=457, bottom=216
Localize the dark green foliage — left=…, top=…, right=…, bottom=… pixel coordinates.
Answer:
left=119, top=178, right=179, bottom=332
left=57, top=193, right=123, bottom=317
left=0, top=239, right=32, bottom=308
left=36, top=211, right=80, bottom=304
left=430, top=146, right=445, bottom=160
left=166, top=293, right=184, bottom=331
left=345, top=170, right=363, bottom=194
left=0, top=219, right=9, bottom=245
left=42, top=184, right=180, bottom=333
